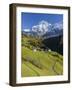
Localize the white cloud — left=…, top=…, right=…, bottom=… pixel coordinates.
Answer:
left=23, top=29, right=30, bottom=32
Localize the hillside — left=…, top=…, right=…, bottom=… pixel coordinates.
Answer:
left=21, top=34, right=63, bottom=77
left=43, top=35, right=63, bottom=55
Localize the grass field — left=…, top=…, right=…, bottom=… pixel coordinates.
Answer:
left=21, top=35, right=63, bottom=77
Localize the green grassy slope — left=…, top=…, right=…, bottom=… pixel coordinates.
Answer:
left=21, top=35, right=63, bottom=77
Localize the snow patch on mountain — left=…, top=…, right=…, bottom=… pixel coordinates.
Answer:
left=52, top=21, right=63, bottom=30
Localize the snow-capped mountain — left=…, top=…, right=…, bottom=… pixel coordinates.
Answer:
left=32, top=20, right=52, bottom=36
left=42, top=21, right=63, bottom=39
left=22, top=20, right=63, bottom=38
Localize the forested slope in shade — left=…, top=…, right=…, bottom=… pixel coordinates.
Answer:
left=21, top=35, right=63, bottom=77
left=43, top=35, right=63, bottom=55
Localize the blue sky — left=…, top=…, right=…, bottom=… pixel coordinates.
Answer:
left=21, top=12, right=63, bottom=30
